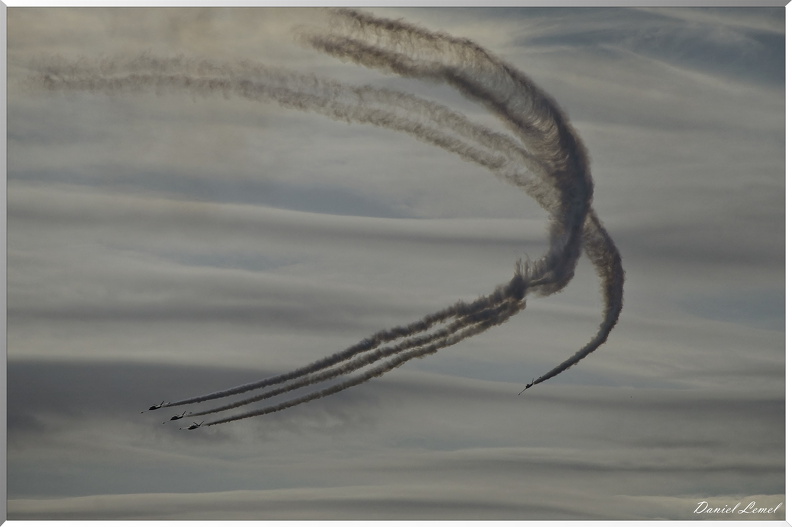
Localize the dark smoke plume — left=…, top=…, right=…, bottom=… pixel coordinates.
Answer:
left=29, top=8, right=623, bottom=425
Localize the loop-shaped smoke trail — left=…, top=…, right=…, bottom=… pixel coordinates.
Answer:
left=29, top=8, right=624, bottom=425
left=299, top=9, right=624, bottom=388
left=301, top=9, right=594, bottom=298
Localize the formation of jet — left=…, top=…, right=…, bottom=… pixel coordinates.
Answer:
left=163, top=411, right=187, bottom=424
left=142, top=405, right=201, bottom=430
left=180, top=421, right=204, bottom=431
left=141, top=401, right=166, bottom=413
left=517, top=379, right=535, bottom=395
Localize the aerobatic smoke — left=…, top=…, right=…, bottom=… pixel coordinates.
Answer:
left=204, top=297, right=526, bottom=426
left=29, top=9, right=623, bottom=426
left=190, top=279, right=527, bottom=418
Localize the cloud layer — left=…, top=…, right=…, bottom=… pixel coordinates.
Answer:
left=7, top=6, right=784, bottom=521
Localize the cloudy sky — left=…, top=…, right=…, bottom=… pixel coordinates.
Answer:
left=6, top=5, right=785, bottom=522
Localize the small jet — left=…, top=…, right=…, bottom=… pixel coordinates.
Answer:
left=141, top=401, right=166, bottom=413
left=163, top=411, right=186, bottom=424
left=517, top=379, right=535, bottom=395
left=181, top=421, right=204, bottom=431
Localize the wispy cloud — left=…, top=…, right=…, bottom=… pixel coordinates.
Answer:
left=7, top=6, right=783, bottom=520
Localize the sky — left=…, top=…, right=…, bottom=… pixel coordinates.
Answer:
left=5, top=5, right=786, bottom=522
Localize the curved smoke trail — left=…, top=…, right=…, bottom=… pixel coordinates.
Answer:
left=29, top=8, right=623, bottom=424
left=204, top=297, right=526, bottom=427
left=191, top=277, right=526, bottom=418
left=308, top=9, right=624, bottom=388
left=32, top=64, right=556, bottom=410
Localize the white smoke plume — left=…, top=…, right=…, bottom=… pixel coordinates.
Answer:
left=28, top=9, right=624, bottom=426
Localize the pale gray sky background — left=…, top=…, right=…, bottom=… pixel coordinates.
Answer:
left=6, top=5, right=786, bottom=522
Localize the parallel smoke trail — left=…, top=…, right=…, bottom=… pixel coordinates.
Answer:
left=311, top=9, right=623, bottom=387
left=163, top=264, right=529, bottom=408
left=31, top=62, right=564, bottom=406
left=35, top=55, right=558, bottom=216
left=30, top=8, right=624, bottom=423
left=317, top=10, right=594, bottom=289
left=191, top=283, right=523, bottom=417
left=33, top=64, right=545, bottom=191
left=31, top=63, right=548, bottom=410
left=204, top=297, right=525, bottom=426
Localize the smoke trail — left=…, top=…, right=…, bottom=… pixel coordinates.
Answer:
left=32, top=61, right=545, bottom=189
left=190, top=284, right=523, bottom=417
left=309, top=9, right=623, bottom=387
left=30, top=9, right=624, bottom=423
left=301, top=9, right=593, bottom=298
left=161, top=266, right=529, bottom=408
left=32, top=61, right=585, bottom=300
left=204, top=297, right=525, bottom=426
left=531, top=212, right=624, bottom=386
left=35, top=62, right=565, bottom=408
left=31, top=59, right=568, bottom=409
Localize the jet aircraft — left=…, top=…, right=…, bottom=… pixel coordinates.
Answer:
left=141, top=401, right=166, bottom=413
left=517, top=380, right=535, bottom=395
left=181, top=421, right=204, bottom=430
left=163, top=411, right=187, bottom=424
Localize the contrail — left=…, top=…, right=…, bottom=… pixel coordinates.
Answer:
left=29, top=8, right=624, bottom=423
